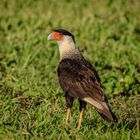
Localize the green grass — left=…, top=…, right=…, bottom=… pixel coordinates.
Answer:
left=0, top=0, right=140, bottom=139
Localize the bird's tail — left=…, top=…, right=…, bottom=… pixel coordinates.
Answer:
left=96, top=102, right=118, bottom=123
left=83, top=97, right=118, bottom=123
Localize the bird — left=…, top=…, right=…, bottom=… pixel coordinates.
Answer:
left=48, top=29, right=118, bottom=129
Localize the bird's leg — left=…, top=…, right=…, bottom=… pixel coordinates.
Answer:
left=65, top=92, right=74, bottom=127
left=78, top=108, right=84, bottom=129
left=78, top=100, right=87, bottom=129
left=65, top=108, right=71, bottom=126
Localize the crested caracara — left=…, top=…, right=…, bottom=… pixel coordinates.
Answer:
left=48, top=29, right=118, bottom=129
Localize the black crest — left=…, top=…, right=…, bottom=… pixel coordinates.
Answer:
left=53, top=29, right=75, bottom=42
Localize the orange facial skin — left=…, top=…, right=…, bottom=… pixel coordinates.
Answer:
left=52, top=32, right=63, bottom=41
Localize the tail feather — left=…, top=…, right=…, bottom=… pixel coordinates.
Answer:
left=96, top=103, right=118, bottom=123
left=97, top=107, right=118, bottom=123
left=83, top=97, right=118, bottom=123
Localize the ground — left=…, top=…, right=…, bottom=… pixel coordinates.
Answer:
left=0, top=0, right=140, bottom=139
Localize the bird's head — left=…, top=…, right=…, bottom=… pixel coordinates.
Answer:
left=48, top=29, right=75, bottom=45
left=48, top=29, right=80, bottom=59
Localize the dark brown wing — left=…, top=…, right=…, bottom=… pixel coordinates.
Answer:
left=58, top=58, right=118, bottom=122
left=58, top=58, right=104, bottom=101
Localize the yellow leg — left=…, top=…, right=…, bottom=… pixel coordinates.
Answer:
left=65, top=108, right=71, bottom=127
left=78, top=108, right=84, bottom=129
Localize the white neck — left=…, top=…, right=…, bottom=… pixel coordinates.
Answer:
left=57, top=36, right=81, bottom=60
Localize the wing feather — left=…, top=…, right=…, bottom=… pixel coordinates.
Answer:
left=58, top=58, right=105, bottom=101
left=58, top=58, right=118, bottom=122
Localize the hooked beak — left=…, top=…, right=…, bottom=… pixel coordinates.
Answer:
left=47, top=33, right=53, bottom=40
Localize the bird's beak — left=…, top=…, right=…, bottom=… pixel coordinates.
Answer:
left=48, top=33, right=53, bottom=40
